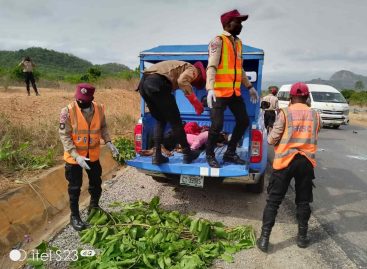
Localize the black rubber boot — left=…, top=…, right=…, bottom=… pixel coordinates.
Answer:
left=70, top=214, right=88, bottom=231
left=297, top=225, right=310, bottom=248
left=256, top=228, right=272, bottom=253
left=223, top=151, right=247, bottom=165
left=152, top=146, right=169, bottom=165
left=206, top=155, right=220, bottom=168
left=182, top=148, right=200, bottom=164
left=87, top=201, right=100, bottom=216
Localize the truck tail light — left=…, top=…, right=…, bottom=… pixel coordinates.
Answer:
left=134, top=123, right=143, bottom=153
left=250, top=129, right=263, bottom=163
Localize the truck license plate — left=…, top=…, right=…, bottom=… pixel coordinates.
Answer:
left=180, top=175, right=204, bottom=188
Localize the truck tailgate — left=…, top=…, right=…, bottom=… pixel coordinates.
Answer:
left=127, top=146, right=249, bottom=177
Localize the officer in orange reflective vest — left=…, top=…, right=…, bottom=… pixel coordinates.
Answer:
left=206, top=9, right=259, bottom=168
left=257, top=82, right=321, bottom=252
left=59, top=83, right=119, bottom=231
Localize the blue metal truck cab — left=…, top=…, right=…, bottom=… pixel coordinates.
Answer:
left=127, top=44, right=267, bottom=193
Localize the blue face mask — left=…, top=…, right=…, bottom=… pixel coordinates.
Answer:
left=77, top=100, right=92, bottom=109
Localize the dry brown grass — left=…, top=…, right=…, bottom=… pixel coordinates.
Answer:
left=349, top=106, right=367, bottom=127
left=0, top=83, right=140, bottom=193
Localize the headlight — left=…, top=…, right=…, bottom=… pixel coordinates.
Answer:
left=313, top=108, right=323, bottom=114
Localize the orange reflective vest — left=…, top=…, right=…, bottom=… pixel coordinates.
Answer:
left=63, top=101, right=104, bottom=164
left=273, top=103, right=320, bottom=170
left=214, top=35, right=242, bottom=97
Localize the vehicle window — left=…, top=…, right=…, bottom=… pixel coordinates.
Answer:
left=278, top=91, right=290, bottom=101
left=311, top=92, right=347, bottom=103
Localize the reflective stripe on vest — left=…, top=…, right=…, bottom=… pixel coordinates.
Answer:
left=273, top=104, right=320, bottom=170
left=63, top=101, right=104, bottom=164
left=214, top=35, right=242, bottom=97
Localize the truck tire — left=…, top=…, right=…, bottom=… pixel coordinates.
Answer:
left=151, top=174, right=179, bottom=183
left=151, top=176, right=170, bottom=183
left=247, top=174, right=265, bottom=193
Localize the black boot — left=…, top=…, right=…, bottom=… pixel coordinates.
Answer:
left=256, top=228, right=271, bottom=253
left=297, top=225, right=310, bottom=248
left=223, top=150, right=247, bottom=165
left=70, top=214, right=88, bottom=231
left=87, top=201, right=101, bottom=216
left=206, top=155, right=220, bottom=168
left=182, top=148, right=200, bottom=164
left=152, top=146, right=169, bottom=165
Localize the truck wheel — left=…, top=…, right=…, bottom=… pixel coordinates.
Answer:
left=151, top=176, right=170, bottom=183
left=247, top=174, right=265, bottom=193
left=151, top=174, right=179, bottom=183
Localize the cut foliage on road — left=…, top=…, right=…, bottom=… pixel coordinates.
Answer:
left=27, top=197, right=255, bottom=269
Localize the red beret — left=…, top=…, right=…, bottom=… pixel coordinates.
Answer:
left=290, top=82, right=309, bottom=96
left=221, top=9, right=248, bottom=27
left=75, top=83, right=95, bottom=102
left=192, top=61, right=206, bottom=89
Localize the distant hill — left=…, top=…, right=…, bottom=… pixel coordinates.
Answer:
left=0, top=47, right=130, bottom=76
left=96, top=63, right=130, bottom=74
left=306, top=70, right=367, bottom=90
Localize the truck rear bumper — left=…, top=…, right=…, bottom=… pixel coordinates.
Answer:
left=137, top=169, right=262, bottom=185
left=127, top=149, right=251, bottom=178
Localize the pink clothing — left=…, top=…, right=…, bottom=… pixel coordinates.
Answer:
left=187, top=131, right=208, bottom=150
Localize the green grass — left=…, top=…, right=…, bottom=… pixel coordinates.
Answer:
left=0, top=115, right=63, bottom=176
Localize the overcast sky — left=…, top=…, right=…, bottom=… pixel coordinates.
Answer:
left=0, top=0, right=366, bottom=82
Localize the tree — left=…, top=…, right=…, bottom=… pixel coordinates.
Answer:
left=80, top=68, right=102, bottom=82
left=341, top=89, right=355, bottom=100
left=87, top=67, right=101, bottom=78
left=354, top=80, right=365, bottom=91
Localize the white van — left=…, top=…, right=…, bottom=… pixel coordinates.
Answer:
left=277, top=84, right=349, bottom=128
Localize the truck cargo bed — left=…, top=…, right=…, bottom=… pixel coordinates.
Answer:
left=127, top=145, right=249, bottom=177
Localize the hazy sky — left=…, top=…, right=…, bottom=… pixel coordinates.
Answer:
left=0, top=0, right=366, bottom=82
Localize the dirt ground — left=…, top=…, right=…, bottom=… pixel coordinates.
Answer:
left=0, top=86, right=140, bottom=194
left=0, top=86, right=140, bottom=127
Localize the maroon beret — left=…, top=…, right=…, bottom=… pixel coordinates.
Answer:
left=75, top=83, right=95, bottom=102
left=290, top=82, right=309, bottom=96
left=221, top=9, right=248, bottom=27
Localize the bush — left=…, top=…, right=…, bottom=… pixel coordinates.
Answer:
left=349, top=91, right=367, bottom=106
left=113, top=137, right=135, bottom=164
left=341, top=89, right=355, bottom=100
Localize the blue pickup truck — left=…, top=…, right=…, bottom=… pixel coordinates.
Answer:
left=127, top=44, right=267, bottom=193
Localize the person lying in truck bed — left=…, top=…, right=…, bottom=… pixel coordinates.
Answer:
left=137, top=60, right=207, bottom=165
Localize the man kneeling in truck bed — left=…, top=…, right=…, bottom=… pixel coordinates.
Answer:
left=137, top=60, right=206, bottom=165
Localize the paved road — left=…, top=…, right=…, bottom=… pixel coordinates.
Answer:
left=313, top=124, right=367, bottom=268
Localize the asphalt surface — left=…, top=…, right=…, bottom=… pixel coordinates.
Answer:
left=312, top=124, right=367, bottom=268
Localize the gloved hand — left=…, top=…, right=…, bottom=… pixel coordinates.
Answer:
left=76, top=156, right=91, bottom=170
left=106, top=141, right=120, bottom=158
left=206, top=89, right=216, bottom=108
left=185, top=93, right=204, bottom=115
left=249, top=87, right=259, bottom=104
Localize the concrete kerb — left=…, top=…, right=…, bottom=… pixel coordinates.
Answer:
left=0, top=146, right=119, bottom=258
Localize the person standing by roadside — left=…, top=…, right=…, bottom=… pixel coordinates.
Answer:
left=137, top=60, right=206, bottom=165
left=205, top=9, right=259, bottom=168
left=18, top=56, right=39, bottom=96
left=59, top=83, right=120, bottom=231
left=257, top=82, right=321, bottom=252
left=261, top=86, right=279, bottom=133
